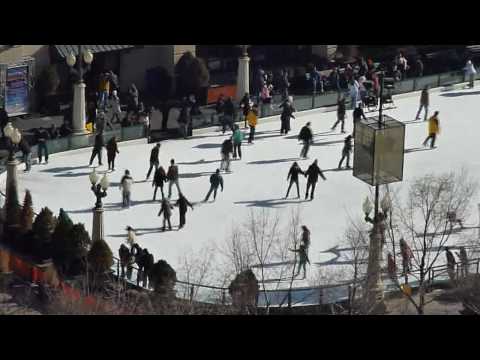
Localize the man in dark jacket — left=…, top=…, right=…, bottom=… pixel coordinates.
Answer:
left=280, top=98, right=295, bottom=135
left=152, top=166, right=167, bottom=200
left=118, top=244, right=130, bottom=278
left=285, top=162, right=305, bottom=199
left=220, top=137, right=234, bottom=172
left=146, top=143, right=161, bottom=179
left=222, top=97, right=236, bottom=134
left=304, top=159, right=326, bottom=200
left=352, top=104, right=367, bottom=138
left=239, top=93, right=251, bottom=128
left=19, top=137, right=32, bottom=172
left=142, top=248, right=154, bottom=288
left=106, top=136, right=119, bottom=171
left=415, top=87, right=429, bottom=121
left=89, top=132, right=104, bottom=166
left=338, top=135, right=353, bottom=169
left=167, top=158, right=181, bottom=199
left=158, top=197, right=174, bottom=231
left=177, top=99, right=190, bottom=139
left=176, top=192, right=194, bottom=229
left=204, top=169, right=224, bottom=202
left=36, top=127, right=50, bottom=164
left=298, top=122, right=313, bottom=159
left=331, top=98, right=347, bottom=133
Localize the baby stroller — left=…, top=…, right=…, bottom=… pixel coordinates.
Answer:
left=381, top=81, right=396, bottom=109
left=362, top=81, right=378, bottom=112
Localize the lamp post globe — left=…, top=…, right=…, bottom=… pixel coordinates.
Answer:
left=12, top=128, right=21, bottom=145
left=66, top=52, right=76, bottom=67
left=100, top=173, right=109, bottom=191
left=89, top=168, right=99, bottom=185
left=381, top=192, right=392, bottom=214
left=363, top=196, right=373, bottom=216
left=4, top=122, right=13, bottom=139
left=83, top=50, right=94, bottom=65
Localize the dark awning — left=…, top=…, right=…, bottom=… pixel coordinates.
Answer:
left=54, top=45, right=135, bottom=58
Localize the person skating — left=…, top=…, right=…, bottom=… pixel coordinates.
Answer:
left=304, top=159, right=326, bottom=201
left=36, top=127, right=50, bottom=164
left=338, top=135, right=353, bottom=169
left=120, top=170, right=134, bottom=208
left=152, top=166, right=167, bottom=200
left=422, top=111, right=440, bottom=149
left=109, top=90, right=122, bottom=124
left=285, top=162, right=305, bottom=199
left=298, top=122, right=313, bottom=159
left=246, top=104, right=258, bottom=143
left=19, top=136, right=32, bottom=172
left=352, top=104, right=367, bottom=138
left=167, top=159, right=181, bottom=199
left=146, top=143, right=161, bottom=180
left=464, top=60, right=477, bottom=88
left=106, top=136, right=119, bottom=171
left=331, top=97, right=347, bottom=133
left=204, top=169, right=224, bottom=202
left=239, top=93, right=252, bottom=128
left=89, top=132, right=105, bottom=166
left=158, top=197, right=174, bottom=231
left=415, top=87, right=429, bottom=121
left=222, top=97, right=236, bottom=134
left=177, top=100, right=190, bottom=139
left=176, top=192, right=194, bottom=229
left=232, top=124, right=244, bottom=160
left=301, top=225, right=311, bottom=250
left=220, top=137, right=233, bottom=172
left=279, top=96, right=295, bottom=135
left=289, top=243, right=310, bottom=279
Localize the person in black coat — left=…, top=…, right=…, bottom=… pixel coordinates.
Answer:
left=298, top=122, right=313, bottom=159
left=177, top=102, right=190, bottom=139
left=331, top=98, right=347, bottom=133
left=220, top=137, right=234, bottom=172
left=285, top=162, right=305, bottom=199
left=118, top=244, right=130, bottom=278
left=352, top=104, right=367, bottom=138
left=338, top=135, right=353, bottom=169
left=146, top=143, right=161, bottom=179
left=304, top=159, right=327, bottom=200
left=204, top=169, right=224, bottom=202
left=279, top=98, right=295, bottom=135
left=19, top=137, right=32, bottom=172
left=239, top=93, right=251, bottom=128
left=222, top=97, right=236, bottom=134
left=158, top=197, right=174, bottom=231
left=152, top=166, right=167, bottom=200
left=176, top=192, right=194, bottom=229
left=142, top=248, right=154, bottom=288
left=106, top=136, right=119, bottom=171
left=89, top=133, right=105, bottom=166
left=36, top=127, right=50, bottom=164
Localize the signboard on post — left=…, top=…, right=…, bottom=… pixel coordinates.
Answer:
left=5, top=65, right=29, bottom=116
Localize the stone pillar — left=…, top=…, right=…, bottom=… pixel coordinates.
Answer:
left=92, top=207, right=104, bottom=243
left=236, top=53, right=250, bottom=102
left=362, top=226, right=385, bottom=314
left=72, top=82, right=87, bottom=135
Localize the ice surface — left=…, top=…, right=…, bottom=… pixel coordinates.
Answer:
left=3, top=86, right=480, bottom=294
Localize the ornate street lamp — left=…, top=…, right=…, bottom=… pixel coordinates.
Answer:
left=90, top=169, right=108, bottom=242
left=66, top=45, right=94, bottom=136
left=4, top=123, right=21, bottom=161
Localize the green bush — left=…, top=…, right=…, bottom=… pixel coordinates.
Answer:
left=175, top=52, right=209, bottom=98
left=31, top=207, right=56, bottom=261
left=87, top=239, right=113, bottom=275
left=19, top=190, right=34, bottom=234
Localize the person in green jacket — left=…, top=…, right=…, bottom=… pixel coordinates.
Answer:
left=232, top=124, right=244, bottom=160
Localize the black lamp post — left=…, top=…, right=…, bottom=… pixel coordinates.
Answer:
left=89, top=169, right=109, bottom=242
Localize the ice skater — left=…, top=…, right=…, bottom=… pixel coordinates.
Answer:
left=158, top=197, right=174, bottom=231
left=422, top=111, right=440, bottom=149
left=352, top=104, right=367, bottom=138
left=146, top=143, right=161, bottom=180
left=167, top=159, right=181, bottom=199
left=464, top=59, right=477, bottom=88
left=89, top=132, right=104, bottom=166
left=232, top=124, right=244, bottom=160
left=119, top=170, right=134, bottom=208
left=204, top=169, right=224, bottom=202
left=298, top=122, right=313, bottom=159
left=106, top=136, right=119, bottom=171
left=338, top=135, right=353, bottom=169
left=220, top=137, right=233, bottom=172
left=109, top=90, right=122, bottom=124
left=247, top=104, right=258, bottom=143
left=290, top=243, right=310, bottom=279
left=415, top=87, right=429, bottom=121
left=222, top=97, right=236, bottom=134
left=19, top=136, right=32, bottom=172
left=331, top=97, right=347, bottom=133
left=152, top=166, right=167, bottom=200
left=36, top=127, right=50, bottom=164
left=175, top=192, right=194, bottom=229
left=304, top=159, right=326, bottom=201
left=279, top=96, right=295, bottom=135
left=285, top=162, right=305, bottom=199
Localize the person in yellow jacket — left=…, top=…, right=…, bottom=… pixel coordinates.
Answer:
left=246, top=104, right=258, bottom=144
left=98, top=72, right=111, bottom=110
left=422, top=111, right=440, bottom=148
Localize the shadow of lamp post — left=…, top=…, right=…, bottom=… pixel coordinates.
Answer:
left=89, top=168, right=108, bottom=243
left=66, top=46, right=94, bottom=136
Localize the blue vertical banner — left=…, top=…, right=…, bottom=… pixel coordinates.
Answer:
left=5, top=65, right=29, bottom=116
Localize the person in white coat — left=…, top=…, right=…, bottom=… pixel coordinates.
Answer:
left=120, top=170, right=134, bottom=208
left=464, top=60, right=477, bottom=88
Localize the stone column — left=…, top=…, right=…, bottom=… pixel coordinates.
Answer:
left=5, top=159, right=19, bottom=217
left=92, top=207, right=104, bottom=243
left=362, top=226, right=385, bottom=314
left=236, top=53, right=250, bottom=102
left=72, top=82, right=87, bottom=135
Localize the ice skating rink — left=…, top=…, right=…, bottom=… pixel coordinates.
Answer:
left=3, top=86, right=480, bottom=288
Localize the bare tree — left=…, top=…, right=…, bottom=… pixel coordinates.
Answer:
left=386, top=169, right=479, bottom=314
